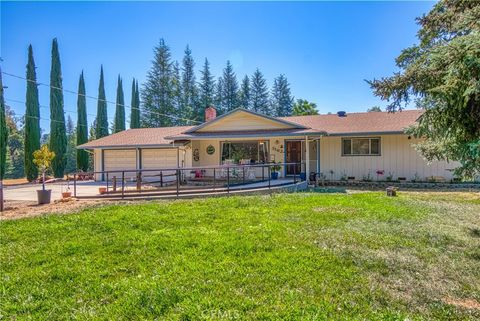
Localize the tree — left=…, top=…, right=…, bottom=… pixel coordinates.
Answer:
left=0, top=67, right=8, bottom=180
left=292, top=99, right=318, bottom=116
left=141, top=38, right=175, bottom=127
left=76, top=71, right=89, bottom=171
left=24, top=45, right=41, bottom=181
left=4, top=106, right=24, bottom=179
left=96, top=66, right=109, bottom=138
left=368, top=0, right=480, bottom=179
left=367, top=106, right=382, bottom=112
left=214, top=77, right=224, bottom=113
left=113, top=75, right=125, bottom=133
left=199, top=58, right=215, bottom=111
left=181, top=45, right=199, bottom=122
left=65, top=115, right=77, bottom=173
left=250, top=68, right=270, bottom=114
left=239, top=75, right=251, bottom=110
left=271, top=74, right=294, bottom=116
left=33, top=144, right=55, bottom=191
left=49, top=38, right=67, bottom=178
left=220, top=61, right=239, bottom=113
left=130, top=78, right=140, bottom=129
left=171, top=61, right=183, bottom=125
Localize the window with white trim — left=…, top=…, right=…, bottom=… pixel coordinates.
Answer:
left=342, top=137, right=381, bottom=156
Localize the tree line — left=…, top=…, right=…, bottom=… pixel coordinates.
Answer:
left=0, top=38, right=317, bottom=181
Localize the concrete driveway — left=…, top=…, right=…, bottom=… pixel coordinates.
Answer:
left=4, top=181, right=105, bottom=201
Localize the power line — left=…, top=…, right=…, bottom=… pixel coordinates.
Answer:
left=6, top=97, right=111, bottom=132
left=1, top=71, right=202, bottom=125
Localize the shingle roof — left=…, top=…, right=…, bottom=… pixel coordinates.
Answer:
left=78, top=110, right=423, bottom=149
left=281, top=109, right=423, bottom=135
left=77, top=126, right=193, bottom=149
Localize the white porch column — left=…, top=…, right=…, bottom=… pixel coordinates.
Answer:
left=316, top=138, right=320, bottom=174
left=305, top=135, right=310, bottom=175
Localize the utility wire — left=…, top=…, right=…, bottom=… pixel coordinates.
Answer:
left=2, top=71, right=202, bottom=125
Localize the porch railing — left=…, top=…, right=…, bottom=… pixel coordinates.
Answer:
left=72, top=162, right=305, bottom=199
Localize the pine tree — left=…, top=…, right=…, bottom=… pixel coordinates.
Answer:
left=0, top=66, right=7, bottom=180
left=24, top=45, right=41, bottom=181
left=49, top=38, right=67, bottom=178
left=76, top=71, right=89, bottom=171
left=250, top=68, right=270, bottom=115
left=199, top=58, right=215, bottom=111
left=113, top=75, right=125, bottom=133
left=171, top=61, right=182, bottom=125
left=96, top=65, right=109, bottom=138
left=181, top=45, right=199, bottom=122
left=214, top=77, right=224, bottom=114
left=221, top=61, right=239, bottom=113
left=271, top=74, right=294, bottom=116
left=130, top=78, right=140, bottom=128
left=141, top=38, right=175, bottom=127
left=239, top=75, right=251, bottom=110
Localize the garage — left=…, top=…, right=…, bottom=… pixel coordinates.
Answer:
left=103, top=149, right=137, bottom=179
left=141, top=148, right=178, bottom=169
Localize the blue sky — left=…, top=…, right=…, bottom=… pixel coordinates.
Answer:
left=1, top=1, right=434, bottom=131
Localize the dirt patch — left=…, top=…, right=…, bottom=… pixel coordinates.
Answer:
left=444, top=297, right=480, bottom=310
left=1, top=198, right=104, bottom=220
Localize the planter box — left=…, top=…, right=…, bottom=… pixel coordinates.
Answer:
left=37, top=190, right=52, bottom=204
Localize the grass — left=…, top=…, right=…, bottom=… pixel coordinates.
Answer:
left=1, top=192, right=479, bottom=320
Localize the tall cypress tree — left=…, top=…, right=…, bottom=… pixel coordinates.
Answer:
left=271, top=74, right=294, bottom=116
left=0, top=65, right=7, bottom=181
left=135, top=80, right=140, bottom=124
left=24, top=45, right=41, bottom=181
left=250, top=68, right=270, bottom=115
left=221, top=61, right=239, bottom=113
left=49, top=38, right=67, bottom=178
left=199, top=58, right=215, bottom=110
left=141, top=38, right=174, bottom=127
left=76, top=71, right=89, bottom=171
left=181, top=45, right=198, bottom=122
left=130, top=78, right=140, bottom=129
left=96, top=65, right=108, bottom=138
left=113, top=75, right=125, bottom=133
left=239, top=75, right=251, bottom=110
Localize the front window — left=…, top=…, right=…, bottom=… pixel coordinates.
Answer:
left=221, top=141, right=269, bottom=164
left=342, top=137, right=381, bottom=156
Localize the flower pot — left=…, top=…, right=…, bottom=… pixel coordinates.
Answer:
left=37, top=189, right=52, bottom=205
left=99, top=187, right=107, bottom=194
left=271, top=172, right=279, bottom=180
left=62, top=191, right=72, bottom=199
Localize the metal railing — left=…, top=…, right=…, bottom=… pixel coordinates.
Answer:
left=72, top=162, right=305, bottom=199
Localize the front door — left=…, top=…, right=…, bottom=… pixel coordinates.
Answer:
left=285, top=141, right=302, bottom=175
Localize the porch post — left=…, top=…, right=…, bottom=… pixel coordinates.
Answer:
left=305, top=136, right=310, bottom=176
left=316, top=138, right=320, bottom=174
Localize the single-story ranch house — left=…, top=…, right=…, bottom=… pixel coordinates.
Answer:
left=78, top=107, right=457, bottom=182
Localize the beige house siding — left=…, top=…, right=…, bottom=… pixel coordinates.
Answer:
left=319, top=135, right=457, bottom=180
left=196, top=111, right=295, bottom=132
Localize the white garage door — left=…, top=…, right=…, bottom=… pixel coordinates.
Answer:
left=104, top=149, right=137, bottom=178
left=142, top=149, right=178, bottom=169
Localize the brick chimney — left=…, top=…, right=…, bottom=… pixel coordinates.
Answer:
left=205, top=106, right=217, bottom=122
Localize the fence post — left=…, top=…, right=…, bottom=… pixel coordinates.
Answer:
left=293, top=162, right=297, bottom=184
left=243, top=167, right=245, bottom=185
left=160, top=171, right=163, bottom=187
left=227, top=167, right=230, bottom=195
left=73, top=174, right=77, bottom=198
left=213, top=168, right=216, bottom=191
left=176, top=169, right=180, bottom=197
left=112, top=176, right=117, bottom=192
left=262, top=166, right=265, bottom=181
left=106, top=172, right=109, bottom=192
left=136, top=171, right=141, bottom=191
left=268, top=165, right=271, bottom=189
left=121, top=171, right=125, bottom=199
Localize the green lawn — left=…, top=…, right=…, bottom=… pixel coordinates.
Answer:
left=1, top=192, right=479, bottom=320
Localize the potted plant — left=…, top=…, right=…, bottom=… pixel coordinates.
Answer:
left=270, top=162, right=282, bottom=180
left=62, top=181, right=71, bottom=199
left=33, top=145, right=55, bottom=205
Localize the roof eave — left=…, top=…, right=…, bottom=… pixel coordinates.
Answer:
left=76, top=143, right=181, bottom=150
